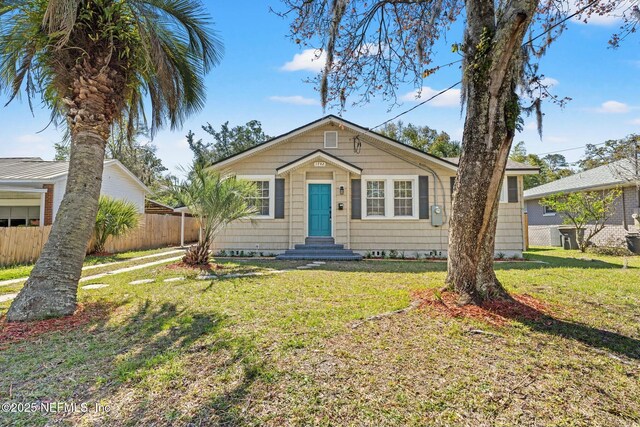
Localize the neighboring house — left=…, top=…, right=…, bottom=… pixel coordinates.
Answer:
left=208, top=115, right=537, bottom=258
left=0, top=158, right=149, bottom=228
left=524, top=159, right=640, bottom=247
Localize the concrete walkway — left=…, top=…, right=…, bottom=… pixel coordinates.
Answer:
left=0, top=249, right=185, bottom=288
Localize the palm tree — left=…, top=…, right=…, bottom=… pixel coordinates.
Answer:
left=172, top=166, right=258, bottom=266
left=92, top=196, right=140, bottom=254
left=2, top=0, right=221, bottom=321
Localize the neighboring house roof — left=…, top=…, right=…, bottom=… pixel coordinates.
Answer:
left=523, top=159, right=637, bottom=200
left=0, top=157, right=150, bottom=193
left=443, top=157, right=539, bottom=172
left=276, top=149, right=363, bottom=175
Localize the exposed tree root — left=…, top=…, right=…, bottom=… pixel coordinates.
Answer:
left=351, top=300, right=422, bottom=329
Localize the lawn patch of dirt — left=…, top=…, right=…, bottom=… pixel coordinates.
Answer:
left=412, top=289, right=554, bottom=326
left=0, top=303, right=108, bottom=347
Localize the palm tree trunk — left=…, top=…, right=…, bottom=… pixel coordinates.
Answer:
left=6, top=129, right=106, bottom=321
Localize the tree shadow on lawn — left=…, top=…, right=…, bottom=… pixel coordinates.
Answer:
left=488, top=297, right=640, bottom=362
left=2, top=299, right=268, bottom=426
left=89, top=300, right=265, bottom=424
left=232, top=256, right=625, bottom=275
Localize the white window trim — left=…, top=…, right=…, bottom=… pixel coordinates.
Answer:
left=236, top=175, right=275, bottom=219
left=361, top=175, right=419, bottom=220
left=542, top=205, right=556, bottom=216
left=324, top=131, right=338, bottom=149
left=499, top=177, right=512, bottom=203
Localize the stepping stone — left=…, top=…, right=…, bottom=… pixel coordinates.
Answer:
left=164, top=277, right=185, bottom=283
left=297, top=266, right=312, bottom=269
left=82, top=284, right=109, bottom=290
left=130, top=279, right=154, bottom=285
left=0, top=293, right=18, bottom=302
left=311, top=261, right=326, bottom=265
left=305, top=264, right=319, bottom=267
left=196, top=275, right=218, bottom=280
left=222, top=273, right=242, bottom=278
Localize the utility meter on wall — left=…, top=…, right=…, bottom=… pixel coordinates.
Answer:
left=431, top=205, right=443, bottom=226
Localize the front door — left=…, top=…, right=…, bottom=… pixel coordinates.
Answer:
left=308, top=184, right=331, bottom=237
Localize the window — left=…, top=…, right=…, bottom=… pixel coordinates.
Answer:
left=394, top=180, right=413, bottom=216
left=250, top=181, right=270, bottom=216
left=362, top=176, right=418, bottom=219
left=366, top=180, right=385, bottom=216
left=542, top=205, right=556, bottom=216
left=238, top=175, right=275, bottom=219
left=324, top=131, right=338, bottom=148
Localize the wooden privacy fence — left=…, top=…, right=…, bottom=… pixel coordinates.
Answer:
left=0, top=214, right=200, bottom=266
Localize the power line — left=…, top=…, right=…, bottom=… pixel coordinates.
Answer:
left=532, top=141, right=609, bottom=156
left=370, top=81, right=462, bottom=130
left=367, top=0, right=600, bottom=130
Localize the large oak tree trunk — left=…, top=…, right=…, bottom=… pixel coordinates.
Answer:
left=7, top=60, right=115, bottom=321
left=446, top=0, right=537, bottom=304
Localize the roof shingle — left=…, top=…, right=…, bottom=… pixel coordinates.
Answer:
left=523, top=159, right=636, bottom=200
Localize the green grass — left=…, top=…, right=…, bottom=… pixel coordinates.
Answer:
left=0, top=248, right=639, bottom=426
left=0, top=246, right=180, bottom=281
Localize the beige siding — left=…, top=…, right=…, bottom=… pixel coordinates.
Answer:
left=211, top=123, right=527, bottom=255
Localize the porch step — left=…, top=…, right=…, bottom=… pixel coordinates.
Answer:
left=294, top=244, right=344, bottom=250
left=305, top=237, right=336, bottom=245
left=276, top=254, right=362, bottom=261
left=276, top=237, right=362, bottom=261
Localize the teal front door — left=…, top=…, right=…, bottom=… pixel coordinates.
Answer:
left=308, top=184, right=331, bottom=236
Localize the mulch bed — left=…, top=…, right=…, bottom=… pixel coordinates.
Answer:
left=412, top=289, right=554, bottom=327
left=165, top=262, right=224, bottom=272
left=0, top=303, right=108, bottom=348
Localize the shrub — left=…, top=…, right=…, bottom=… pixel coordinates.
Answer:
left=92, top=196, right=139, bottom=254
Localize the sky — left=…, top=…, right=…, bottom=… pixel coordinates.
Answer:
left=0, top=1, right=638, bottom=176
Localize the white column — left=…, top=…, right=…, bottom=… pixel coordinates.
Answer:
left=180, top=212, right=185, bottom=247
left=39, top=192, right=46, bottom=228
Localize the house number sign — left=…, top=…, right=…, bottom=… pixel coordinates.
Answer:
left=313, top=162, right=326, bottom=167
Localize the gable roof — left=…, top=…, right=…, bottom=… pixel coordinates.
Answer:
left=211, top=115, right=460, bottom=172
left=276, top=150, right=362, bottom=175
left=0, top=157, right=149, bottom=193
left=523, top=159, right=636, bottom=200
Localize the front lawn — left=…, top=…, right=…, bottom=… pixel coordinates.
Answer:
left=0, top=248, right=638, bottom=426
left=0, top=246, right=182, bottom=282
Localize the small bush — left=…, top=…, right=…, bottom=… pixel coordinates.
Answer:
left=588, top=246, right=634, bottom=257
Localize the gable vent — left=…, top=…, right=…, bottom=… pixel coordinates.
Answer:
left=324, top=131, right=338, bottom=148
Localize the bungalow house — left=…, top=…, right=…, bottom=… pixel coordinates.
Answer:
left=208, top=115, right=537, bottom=259
left=524, top=159, right=640, bottom=247
left=0, top=158, right=149, bottom=228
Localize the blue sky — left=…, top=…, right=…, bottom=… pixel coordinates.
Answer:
left=1, top=1, right=638, bottom=175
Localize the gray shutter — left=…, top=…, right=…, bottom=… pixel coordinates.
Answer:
left=274, top=178, right=285, bottom=218
left=419, top=176, right=429, bottom=219
left=450, top=176, right=456, bottom=197
left=507, top=176, right=518, bottom=203
left=351, top=179, right=361, bottom=219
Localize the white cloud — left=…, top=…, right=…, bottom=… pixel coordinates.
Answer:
left=540, top=77, right=559, bottom=87
left=269, top=95, right=319, bottom=106
left=569, top=0, right=629, bottom=26
left=629, top=118, right=640, bottom=125
left=176, top=137, right=189, bottom=148
left=524, top=121, right=538, bottom=131
left=597, top=100, right=630, bottom=113
left=17, top=134, right=46, bottom=144
left=281, top=49, right=326, bottom=72
left=400, top=86, right=461, bottom=107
